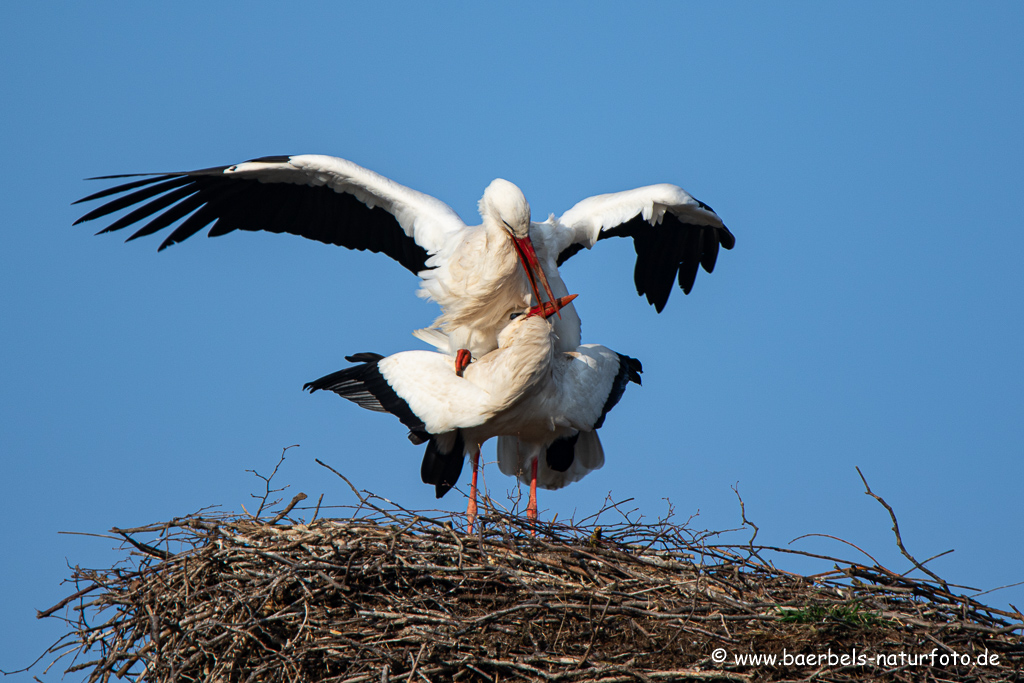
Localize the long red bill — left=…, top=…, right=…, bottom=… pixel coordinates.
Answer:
left=528, top=293, right=578, bottom=319
left=510, top=235, right=559, bottom=317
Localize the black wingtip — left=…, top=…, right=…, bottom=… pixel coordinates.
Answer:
left=302, top=353, right=384, bottom=393
left=644, top=282, right=670, bottom=312
left=302, top=376, right=323, bottom=393
left=625, top=355, right=643, bottom=386
left=302, top=375, right=328, bottom=393
left=345, top=352, right=386, bottom=363
left=719, top=226, right=736, bottom=250
left=608, top=211, right=736, bottom=312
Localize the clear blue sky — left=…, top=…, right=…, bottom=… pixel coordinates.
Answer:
left=3, top=4, right=1022, bottom=675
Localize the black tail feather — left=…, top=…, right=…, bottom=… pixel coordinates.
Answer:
left=421, top=431, right=466, bottom=498
left=546, top=432, right=579, bottom=472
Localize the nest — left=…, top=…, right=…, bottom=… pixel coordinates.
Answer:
left=30, top=462, right=1024, bottom=682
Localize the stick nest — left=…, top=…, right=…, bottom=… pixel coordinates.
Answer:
left=33, top=467, right=1024, bottom=683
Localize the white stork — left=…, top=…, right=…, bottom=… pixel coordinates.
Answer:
left=73, top=154, right=734, bottom=364
left=303, top=294, right=642, bottom=528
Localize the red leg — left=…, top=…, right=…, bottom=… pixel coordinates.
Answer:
left=455, top=348, right=472, bottom=377
left=527, top=458, right=538, bottom=535
left=466, top=450, right=480, bottom=533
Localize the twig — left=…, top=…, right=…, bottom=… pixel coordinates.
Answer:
left=113, top=530, right=172, bottom=560
left=856, top=466, right=949, bottom=590
left=270, top=492, right=308, bottom=524
left=248, top=445, right=299, bottom=518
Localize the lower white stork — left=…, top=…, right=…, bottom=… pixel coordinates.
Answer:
left=74, top=154, right=734, bottom=364
left=303, top=295, right=642, bottom=527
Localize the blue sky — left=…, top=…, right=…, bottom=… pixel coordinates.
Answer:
left=3, top=3, right=1022, bottom=675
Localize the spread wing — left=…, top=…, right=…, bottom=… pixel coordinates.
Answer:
left=547, top=184, right=735, bottom=311
left=73, top=154, right=468, bottom=274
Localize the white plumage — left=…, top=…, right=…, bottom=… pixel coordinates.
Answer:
left=75, top=153, right=726, bottom=517
left=304, top=296, right=641, bottom=521
left=75, top=153, right=734, bottom=359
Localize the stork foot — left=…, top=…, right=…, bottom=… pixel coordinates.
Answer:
left=455, top=348, right=472, bottom=377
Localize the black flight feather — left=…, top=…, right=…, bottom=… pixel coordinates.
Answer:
left=75, top=158, right=431, bottom=273
left=303, top=354, right=426, bottom=439
left=557, top=211, right=735, bottom=312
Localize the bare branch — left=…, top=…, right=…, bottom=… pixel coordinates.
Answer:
left=269, top=492, right=308, bottom=524
left=856, top=466, right=949, bottom=590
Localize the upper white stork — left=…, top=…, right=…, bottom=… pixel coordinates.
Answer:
left=74, top=154, right=735, bottom=361
left=303, top=294, right=642, bottom=527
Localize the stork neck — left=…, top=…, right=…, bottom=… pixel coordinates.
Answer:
left=490, top=317, right=556, bottom=409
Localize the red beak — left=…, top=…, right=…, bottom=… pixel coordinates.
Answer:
left=510, top=234, right=559, bottom=317
left=528, top=293, right=578, bottom=319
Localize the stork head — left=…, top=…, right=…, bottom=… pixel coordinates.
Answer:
left=479, top=179, right=558, bottom=310
left=479, top=178, right=530, bottom=237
